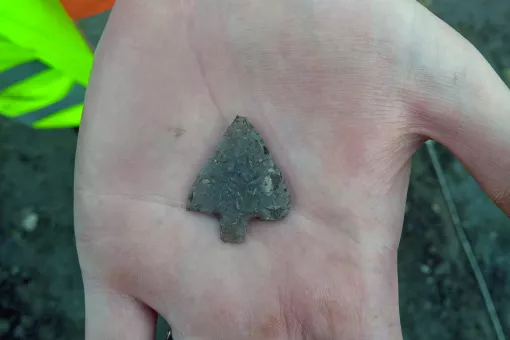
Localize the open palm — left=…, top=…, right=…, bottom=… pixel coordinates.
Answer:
left=75, top=0, right=510, bottom=339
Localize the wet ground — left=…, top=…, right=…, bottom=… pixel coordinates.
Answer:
left=0, top=1, right=509, bottom=339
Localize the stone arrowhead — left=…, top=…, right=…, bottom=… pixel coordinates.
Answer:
left=186, top=116, right=291, bottom=243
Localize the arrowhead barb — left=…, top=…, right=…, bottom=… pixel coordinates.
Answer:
left=186, top=116, right=291, bottom=243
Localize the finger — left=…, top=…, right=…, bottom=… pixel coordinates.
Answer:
left=83, top=279, right=157, bottom=340
left=403, top=2, right=510, bottom=213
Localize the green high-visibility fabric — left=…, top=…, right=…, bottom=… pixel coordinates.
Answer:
left=0, top=0, right=93, bottom=128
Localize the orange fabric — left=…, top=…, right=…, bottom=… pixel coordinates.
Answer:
left=60, top=0, right=115, bottom=20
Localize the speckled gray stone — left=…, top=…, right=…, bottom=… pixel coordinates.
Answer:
left=186, top=116, right=291, bottom=243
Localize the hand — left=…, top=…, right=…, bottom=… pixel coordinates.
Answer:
left=75, top=1, right=510, bottom=339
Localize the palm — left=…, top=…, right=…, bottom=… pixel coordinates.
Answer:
left=75, top=1, right=510, bottom=339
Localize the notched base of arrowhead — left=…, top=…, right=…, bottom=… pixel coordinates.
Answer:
left=186, top=116, right=291, bottom=243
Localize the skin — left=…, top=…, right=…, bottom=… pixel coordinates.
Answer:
left=74, top=0, right=510, bottom=339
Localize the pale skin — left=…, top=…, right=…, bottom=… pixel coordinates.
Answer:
left=74, top=0, right=510, bottom=339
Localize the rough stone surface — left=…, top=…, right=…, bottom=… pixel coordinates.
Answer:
left=187, top=116, right=291, bottom=243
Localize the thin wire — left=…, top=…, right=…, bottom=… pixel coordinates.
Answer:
left=426, top=140, right=506, bottom=340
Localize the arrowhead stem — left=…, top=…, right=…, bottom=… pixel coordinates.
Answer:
left=219, top=214, right=248, bottom=244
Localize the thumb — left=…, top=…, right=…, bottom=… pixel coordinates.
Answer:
left=407, top=6, right=510, bottom=213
